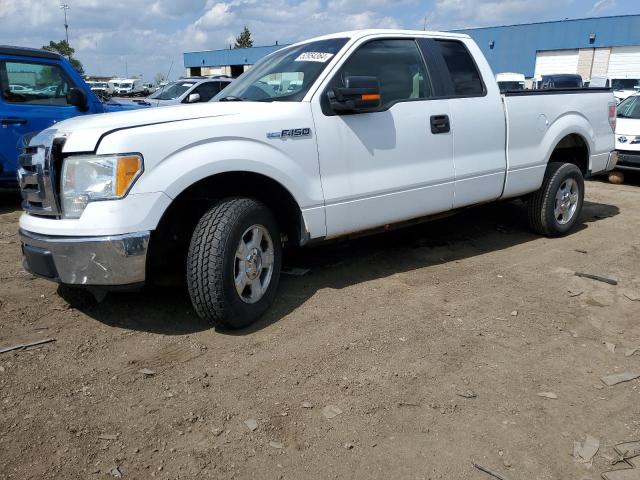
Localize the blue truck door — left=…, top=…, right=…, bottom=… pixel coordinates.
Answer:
left=0, top=56, right=98, bottom=183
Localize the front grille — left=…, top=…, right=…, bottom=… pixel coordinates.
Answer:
left=17, top=132, right=65, bottom=218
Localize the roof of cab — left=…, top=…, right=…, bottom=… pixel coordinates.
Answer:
left=0, top=45, right=61, bottom=60
left=287, top=29, right=470, bottom=47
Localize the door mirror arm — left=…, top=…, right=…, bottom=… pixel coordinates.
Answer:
left=328, top=75, right=381, bottom=114
left=67, top=88, right=89, bottom=112
left=186, top=93, right=201, bottom=103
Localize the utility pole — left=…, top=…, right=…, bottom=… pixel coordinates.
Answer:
left=60, top=4, right=70, bottom=49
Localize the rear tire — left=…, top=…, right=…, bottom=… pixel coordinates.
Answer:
left=186, top=198, right=282, bottom=329
left=527, top=162, right=584, bottom=237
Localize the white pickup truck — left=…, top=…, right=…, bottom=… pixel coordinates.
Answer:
left=18, top=30, right=618, bottom=329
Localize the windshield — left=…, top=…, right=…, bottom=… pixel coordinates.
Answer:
left=617, top=95, right=640, bottom=119
left=149, top=81, right=195, bottom=100
left=120, top=83, right=133, bottom=88
left=611, top=79, right=640, bottom=90
left=93, top=83, right=108, bottom=88
left=213, top=38, right=348, bottom=102
left=498, top=81, right=524, bottom=92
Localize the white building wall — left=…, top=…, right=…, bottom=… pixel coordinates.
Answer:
left=608, top=46, right=640, bottom=77
left=577, top=49, right=594, bottom=80
left=591, top=48, right=611, bottom=77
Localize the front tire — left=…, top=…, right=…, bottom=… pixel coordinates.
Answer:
left=527, top=162, right=584, bottom=237
left=187, top=198, right=282, bottom=329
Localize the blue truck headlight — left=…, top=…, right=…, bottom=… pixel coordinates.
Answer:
left=61, top=154, right=143, bottom=219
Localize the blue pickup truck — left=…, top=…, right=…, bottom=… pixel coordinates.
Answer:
left=0, top=45, right=145, bottom=186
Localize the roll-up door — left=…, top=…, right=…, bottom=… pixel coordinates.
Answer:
left=534, top=49, right=579, bottom=77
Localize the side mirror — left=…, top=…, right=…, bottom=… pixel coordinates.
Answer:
left=328, top=76, right=381, bottom=113
left=67, top=88, right=88, bottom=112
left=186, top=93, right=201, bottom=103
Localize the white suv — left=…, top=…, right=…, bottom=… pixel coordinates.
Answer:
left=146, top=77, right=232, bottom=107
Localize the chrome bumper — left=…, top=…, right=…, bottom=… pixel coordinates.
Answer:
left=19, top=230, right=149, bottom=286
left=607, top=151, right=619, bottom=171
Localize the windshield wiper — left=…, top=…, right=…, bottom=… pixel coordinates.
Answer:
left=218, top=95, right=244, bottom=102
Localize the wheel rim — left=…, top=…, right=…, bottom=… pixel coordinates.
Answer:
left=234, top=225, right=275, bottom=304
left=554, top=177, right=580, bottom=225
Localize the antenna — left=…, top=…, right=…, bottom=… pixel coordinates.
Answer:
left=165, top=60, right=174, bottom=83
left=60, top=4, right=70, bottom=56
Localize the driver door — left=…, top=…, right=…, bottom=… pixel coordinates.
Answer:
left=311, top=38, right=455, bottom=238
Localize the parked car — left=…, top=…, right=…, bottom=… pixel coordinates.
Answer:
left=590, top=75, right=640, bottom=104
left=613, top=93, right=640, bottom=173
left=9, top=84, right=33, bottom=93
left=17, top=30, right=617, bottom=329
left=114, top=78, right=145, bottom=97
left=496, top=72, right=525, bottom=92
left=90, top=81, right=115, bottom=98
left=0, top=45, right=148, bottom=186
left=535, top=74, right=583, bottom=89
left=143, top=82, right=158, bottom=94
left=145, top=77, right=232, bottom=107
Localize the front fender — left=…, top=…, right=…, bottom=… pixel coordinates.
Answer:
left=96, top=114, right=327, bottom=238
left=140, top=137, right=322, bottom=208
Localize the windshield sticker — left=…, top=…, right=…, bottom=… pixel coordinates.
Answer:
left=182, top=83, right=195, bottom=87
left=294, top=52, right=334, bottom=63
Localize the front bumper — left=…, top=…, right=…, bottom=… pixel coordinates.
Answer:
left=616, top=150, right=640, bottom=172
left=20, top=230, right=149, bottom=286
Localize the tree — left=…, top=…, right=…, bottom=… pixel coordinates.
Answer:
left=234, top=26, right=253, bottom=49
left=42, top=40, right=84, bottom=74
left=154, top=73, right=166, bottom=86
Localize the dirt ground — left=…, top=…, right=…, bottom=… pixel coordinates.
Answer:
left=0, top=177, right=639, bottom=480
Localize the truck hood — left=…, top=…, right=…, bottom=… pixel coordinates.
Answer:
left=616, top=117, right=640, bottom=136
left=614, top=90, right=638, bottom=102
left=102, top=98, right=151, bottom=113
left=56, top=102, right=267, bottom=153
left=615, top=117, right=640, bottom=150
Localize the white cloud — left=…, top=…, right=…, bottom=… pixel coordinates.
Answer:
left=427, top=0, right=576, bottom=30
left=591, top=0, right=616, bottom=14
left=0, top=0, right=620, bottom=82
left=194, top=2, right=234, bottom=28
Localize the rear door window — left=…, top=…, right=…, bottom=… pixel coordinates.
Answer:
left=1, top=61, right=75, bottom=105
left=435, top=40, right=485, bottom=96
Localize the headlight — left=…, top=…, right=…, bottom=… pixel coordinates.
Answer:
left=61, top=154, right=143, bottom=219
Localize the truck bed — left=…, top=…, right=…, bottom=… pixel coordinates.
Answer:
left=502, top=87, right=611, bottom=96
left=501, top=87, right=615, bottom=199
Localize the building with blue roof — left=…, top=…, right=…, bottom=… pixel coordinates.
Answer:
left=184, top=15, right=640, bottom=82
left=455, top=14, right=640, bottom=82
left=183, top=43, right=289, bottom=77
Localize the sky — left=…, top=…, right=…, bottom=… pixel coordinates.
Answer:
left=0, top=0, right=638, bottom=82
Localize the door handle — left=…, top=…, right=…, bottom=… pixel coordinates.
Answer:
left=430, top=115, right=450, bottom=134
left=1, top=118, right=27, bottom=126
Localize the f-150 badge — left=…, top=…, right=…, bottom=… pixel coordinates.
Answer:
left=267, top=128, right=311, bottom=139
